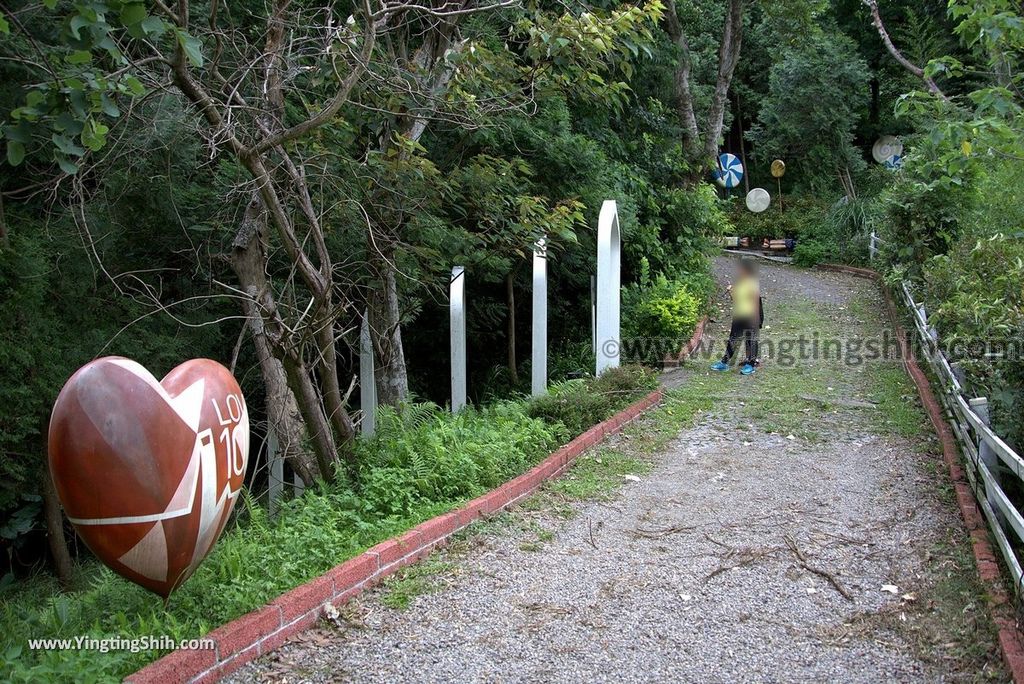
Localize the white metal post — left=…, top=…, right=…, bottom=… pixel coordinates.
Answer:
left=451, top=266, right=467, bottom=412
left=596, top=200, right=621, bottom=375
left=532, top=238, right=548, bottom=396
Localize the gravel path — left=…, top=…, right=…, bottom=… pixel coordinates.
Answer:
left=229, top=257, right=1004, bottom=683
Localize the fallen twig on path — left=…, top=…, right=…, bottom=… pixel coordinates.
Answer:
left=785, top=535, right=854, bottom=602
left=703, top=537, right=784, bottom=580
left=630, top=524, right=698, bottom=539
left=799, top=394, right=878, bottom=409
left=586, top=517, right=598, bottom=550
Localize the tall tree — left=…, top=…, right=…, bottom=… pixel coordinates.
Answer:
left=663, top=0, right=746, bottom=170
left=1, top=0, right=664, bottom=479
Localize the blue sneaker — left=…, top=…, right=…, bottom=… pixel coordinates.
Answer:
left=740, top=363, right=756, bottom=375
left=711, top=361, right=729, bottom=371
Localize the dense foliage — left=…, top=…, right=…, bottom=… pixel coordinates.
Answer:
left=620, top=259, right=711, bottom=364
left=527, top=365, right=658, bottom=435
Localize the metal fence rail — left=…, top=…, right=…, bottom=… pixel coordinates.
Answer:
left=898, top=280, right=1024, bottom=592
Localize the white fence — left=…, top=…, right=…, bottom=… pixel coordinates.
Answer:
left=898, top=281, right=1024, bottom=593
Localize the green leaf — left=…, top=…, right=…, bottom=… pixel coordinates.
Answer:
left=140, top=15, right=166, bottom=37
left=120, top=3, right=147, bottom=26
left=80, top=118, right=109, bottom=151
left=66, top=50, right=93, bottom=65
left=51, top=133, right=85, bottom=157
left=100, top=93, right=120, bottom=117
left=69, top=14, right=90, bottom=41
left=6, top=140, right=25, bottom=166
left=0, top=12, right=10, bottom=35
left=55, top=153, right=79, bottom=175
left=120, top=75, right=146, bottom=97
left=176, top=30, right=204, bottom=67
left=54, top=113, right=84, bottom=135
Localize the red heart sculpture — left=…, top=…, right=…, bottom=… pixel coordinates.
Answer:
left=48, top=357, right=249, bottom=597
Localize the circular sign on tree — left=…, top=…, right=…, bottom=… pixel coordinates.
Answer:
left=48, top=357, right=250, bottom=597
left=712, top=153, right=744, bottom=189
left=746, top=188, right=771, bottom=213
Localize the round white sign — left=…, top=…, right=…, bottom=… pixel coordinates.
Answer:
left=746, top=188, right=771, bottom=213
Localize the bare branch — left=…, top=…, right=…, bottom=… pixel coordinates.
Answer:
left=862, top=0, right=948, bottom=102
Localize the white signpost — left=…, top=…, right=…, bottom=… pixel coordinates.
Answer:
left=360, top=312, right=376, bottom=436
left=450, top=266, right=467, bottom=413
left=531, top=238, right=548, bottom=396
left=595, top=200, right=621, bottom=375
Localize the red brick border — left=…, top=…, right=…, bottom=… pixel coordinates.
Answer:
left=126, top=388, right=665, bottom=684
left=663, top=316, right=709, bottom=369
left=818, top=263, right=1024, bottom=681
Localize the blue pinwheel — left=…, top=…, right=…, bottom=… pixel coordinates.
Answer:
left=712, top=153, right=744, bottom=189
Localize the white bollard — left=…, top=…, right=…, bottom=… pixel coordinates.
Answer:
left=532, top=238, right=548, bottom=397
left=360, top=311, right=376, bottom=436
left=451, top=266, right=467, bottom=412
left=596, top=200, right=622, bottom=375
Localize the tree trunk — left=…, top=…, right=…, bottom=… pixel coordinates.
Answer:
left=664, top=0, right=702, bottom=161
left=231, top=195, right=321, bottom=484
left=735, top=90, right=750, bottom=194
left=506, top=272, right=518, bottom=386
left=314, top=313, right=357, bottom=464
left=251, top=318, right=319, bottom=485
left=368, top=247, right=409, bottom=406
left=666, top=0, right=747, bottom=173
left=701, top=0, right=746, bottom=166
left=280, top=352, right=338, bottom=479
left=41, top=462, right=73, bottom=589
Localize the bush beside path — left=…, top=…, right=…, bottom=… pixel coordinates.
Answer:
left=228, top=258, right=1006, bottom=683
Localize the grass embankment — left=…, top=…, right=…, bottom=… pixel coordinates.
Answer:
left=0, top=368, right=656, bottom=683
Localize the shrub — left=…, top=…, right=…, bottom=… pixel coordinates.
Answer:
left=791, top=195, right=878, bottom=266
left=923, top=234, right=1024, bottom=448
left=629, top=183, right=729, bottom=277
left=355, top=402, right=562, bottom=517
left=621, top=264, right=703, bottom=364
left=792, top=239, right=834, bottom=267
left=875, top=162, right=975, bottom=276
left=527, top=379, right=614, bottom=438
left=526, top=366, right=657, bottom=437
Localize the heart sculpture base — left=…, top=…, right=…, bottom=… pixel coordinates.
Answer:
left=48, top=357, right=249, bottom=597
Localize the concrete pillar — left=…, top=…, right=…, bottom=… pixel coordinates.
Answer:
left=360, top=312, right=376, bottom=436
left=268, top=428, right=282, bottom=519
